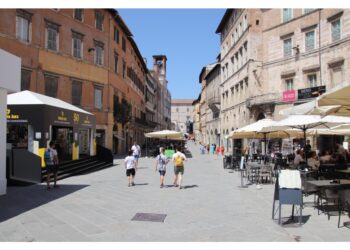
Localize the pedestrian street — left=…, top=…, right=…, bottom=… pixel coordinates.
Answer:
left=0, top=141, right=349, bottom=242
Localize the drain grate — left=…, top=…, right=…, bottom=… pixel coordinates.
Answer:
left=131, top=213, right=167, bottom=223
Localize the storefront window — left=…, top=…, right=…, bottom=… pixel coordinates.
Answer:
left=7, top=124, right=28, bottom=148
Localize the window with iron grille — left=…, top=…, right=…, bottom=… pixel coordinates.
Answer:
left=95, top=11, right=104, bottom=31
left=94, top=86, right=103, bottom=110
left=72, top=80, right=82, bottom=106
left=331, top=19, right=341, bottom=42
left=283, top=38, right=292, bottom=57
left=122, top=37, right=126, bottom=52
left=21, top=69, right=31, bottom=91
left=45, top=75, right=58, bottom=98
left=283, top=9, right=292, bottom=22
left=114, top=27, right=119, bottom=43
left=74, top=9, right=83, bottom=21
left=305, top=30, right=315, bottom=51
left=307, top=74, right=317, bottom=88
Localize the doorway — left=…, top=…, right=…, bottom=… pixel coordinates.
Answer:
left=79, top=128, right=90, bottom=157
left=52, top=126, right=73, bottom=162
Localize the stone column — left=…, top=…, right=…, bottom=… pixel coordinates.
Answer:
left=0, top=89, right=7, bottom=195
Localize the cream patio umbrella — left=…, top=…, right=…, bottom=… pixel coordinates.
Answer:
left=144, top=130, right=183, bottom=139
left=317, top=80, right=350, bottom=117
left=230, top=119, right=304, bottom=162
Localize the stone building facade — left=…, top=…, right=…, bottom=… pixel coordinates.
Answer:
left=197, top=8, right=350, bottom=153
left=205, top=63, right=222, bottom=146
left=0, top=9, right=157, bottom=154
left=171, top=99, right=194, bottom=134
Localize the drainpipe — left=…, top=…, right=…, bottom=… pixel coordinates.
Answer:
left=318, top=9, right=323, bottom=86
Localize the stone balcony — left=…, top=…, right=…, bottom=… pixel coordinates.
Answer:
left=246, top=92, right=280, bottom=109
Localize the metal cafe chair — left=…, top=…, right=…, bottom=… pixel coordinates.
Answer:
left=338, top=189, right=350, bottom=228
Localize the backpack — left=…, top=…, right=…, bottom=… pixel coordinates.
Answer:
left=44, top=149, right=52, bottom=164
left=175, top=154, right=184, bottom=167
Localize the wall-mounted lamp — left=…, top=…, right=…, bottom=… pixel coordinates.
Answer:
left=292, top=45, right=300, bottom=54
left=88, top=48, right=95, bottom=53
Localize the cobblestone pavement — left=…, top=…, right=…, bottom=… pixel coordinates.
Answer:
left=0, top=141, right=349, bottom=241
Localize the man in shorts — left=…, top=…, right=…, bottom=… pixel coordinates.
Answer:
left=125, top=150, right=137, bottom=187
left=155, top=147, right=169, bottom=188
left=45, top=141, right=59, bottom=190
left=172, top=146, right=187, bottom=189
left=131, top=142, right=141, bottom=167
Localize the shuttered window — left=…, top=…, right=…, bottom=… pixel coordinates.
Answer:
left=307, top=74, right=317, bottom=88
left=94, top=86, right=103, bottom=110
left=283, top=38, right=292, bottom=57
left=331, top=19, right=341, bottom=42
left=286, top=79, right=294, bottom=91
left=74, top=9, right=83, bottom=21
left=305, top=30, right=315, bottom=51
left=283, top=9, right=292, bottom=22
left=21, top=69, right=31, bottom=91
left=45, top=75, right=58, bottom=98
left=72, top=80, right=82, bottom=106
left=16, top=16, right=30, bottom=42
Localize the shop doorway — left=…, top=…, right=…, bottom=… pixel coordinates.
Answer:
left=52, top=126, right=73, bottom=162
left=96, top=129, right=105, bottom=146
left=79, top=129, right=90, bottom=157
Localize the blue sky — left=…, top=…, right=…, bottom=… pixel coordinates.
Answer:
left=118, top=9, right=225, bottom=100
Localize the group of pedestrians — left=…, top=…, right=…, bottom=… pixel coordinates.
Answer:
left=199, top=143, right=225, bottom=156
left=125, top=142, right=187, bottom=189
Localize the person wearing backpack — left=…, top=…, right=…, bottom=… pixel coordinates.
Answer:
left=44, top=141, right=59, bottom=190
left=172, top=146, right=187, bottom=189
left=155, top=147, right=169, bottom=188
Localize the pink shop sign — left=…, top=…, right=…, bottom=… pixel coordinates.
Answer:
left=282, top=90, right=296, bottom=102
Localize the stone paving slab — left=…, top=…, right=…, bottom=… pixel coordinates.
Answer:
left=0, top=141, right=349, bottom=241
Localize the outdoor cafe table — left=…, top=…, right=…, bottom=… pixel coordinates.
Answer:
left=336, top=168, right=350, bottom=178
left=307, top=179, right=350, bottom=189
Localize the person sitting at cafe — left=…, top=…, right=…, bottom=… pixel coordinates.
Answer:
left=293, top=149, right=305, bottom=165
left=320, top=150, right=333, bottom=163
left=335, top=153, right=348, bottom=170
left=307, top=151, right=320, bottom=171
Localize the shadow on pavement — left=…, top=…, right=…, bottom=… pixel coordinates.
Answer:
left=279, top=215, right=311, bottom=227
left=183, top=185, right=199, bottom=189
left=134, top=183, right=148, bottom=186
left=0, top=184, right=89, bottom=223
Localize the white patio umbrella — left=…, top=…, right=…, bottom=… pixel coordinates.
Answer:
left=279, top=100, right=341, bottom=116
left=317, top=80, right=350, bottom=116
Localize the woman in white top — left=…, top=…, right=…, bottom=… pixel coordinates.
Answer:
left=307, top=151, right=320, bottom=171
left=293, top=149, right=305, bottom=166
left=125, top=150, right=137, bottom=187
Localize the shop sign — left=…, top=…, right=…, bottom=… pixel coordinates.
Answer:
left=298, top=86, right=326, bottom=100
left=57, top=111, right=68, bottom=122
left=282, top=90, right=296, bottom=102
left=6, top=108, right=20, bottom=120
left=73, top=113, right=80, bottom=124
left=82, top=116, right=91, bottom=126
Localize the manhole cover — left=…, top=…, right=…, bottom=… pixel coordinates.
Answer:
left=131, top=213, right=167, bottom=222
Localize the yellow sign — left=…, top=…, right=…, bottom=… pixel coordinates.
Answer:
left=58, top=111, right=67, bottom=121
left=83, top=116, right=91, bottom=124
left=73, top=113, right=80, bottom=124
left=6, top=108, right=19, bottom=119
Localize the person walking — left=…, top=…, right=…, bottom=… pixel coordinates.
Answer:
left=125, top=150, right=137, bottom=187
left=131, top=142, right=141, bottom=167
left=44, top=141, right=59, bottom=190
left=172, top=146, right=187, bottom=189
left=216, top=145, right=220, bottom=157
left=155, top=147, right=169, bottom=188
left=220, top=145, right=225, bottom=156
